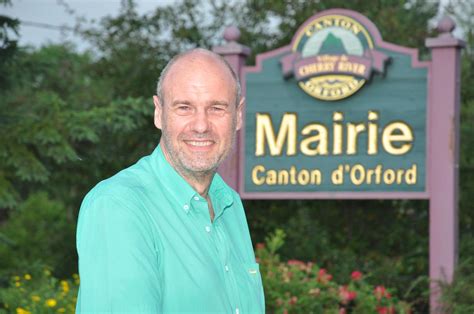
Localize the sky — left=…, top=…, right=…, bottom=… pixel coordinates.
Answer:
left=2, top=0, right=174, bottom=49
left=2, top=0, right=463, bottom=50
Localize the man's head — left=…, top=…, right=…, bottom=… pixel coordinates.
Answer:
left=153, top=48, right=243, bottom=179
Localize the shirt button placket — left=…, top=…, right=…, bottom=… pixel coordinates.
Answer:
left=215, top=224, right=240, bottom=312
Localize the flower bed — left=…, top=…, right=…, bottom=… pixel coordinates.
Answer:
left=258, top=229, right=411, bottom=313
left=0, top=268, right=78, bottom=314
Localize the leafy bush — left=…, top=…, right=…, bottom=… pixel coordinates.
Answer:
left=0, top=267, right=78, bottom=314
left=258, top=229, right=412, bottom=313
left=0, top=192, right=76, bottom=277
left=246, top=202, right=430, bottom=311
left=439, top=257, right=474, bottom=313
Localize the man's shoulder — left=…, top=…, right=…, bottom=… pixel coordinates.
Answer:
left=82, top=155, right=154, bottom=208
left=213, top=173, right=242, bottom=202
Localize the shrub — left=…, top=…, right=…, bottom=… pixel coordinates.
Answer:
left=0, top=267, right=78, bottom=314
left=438, top=258, right=474, bottom=314
left=258, top=229, right=412, bottom=313
left=0, top=192, right=76, bottom=278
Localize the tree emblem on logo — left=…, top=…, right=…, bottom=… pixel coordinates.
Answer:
left=280, top=14, right=390, bottom=101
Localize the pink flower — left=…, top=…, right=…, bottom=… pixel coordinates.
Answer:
left=351, top=271, right=363, bottom=281
left=256, top=243, right=265, bottom=250
left=317, top=268, right=333, bottom=284
left=339, top=308, right=347, bottom=314
left=288, top=296, right=298, bottom=305
left=339, top=286, right=357, bottom=304
left=374, top=285, right=391, bottom=300
left=377, top=306, right=395, bottom=314
left=287, top=259, right=305, bottom=266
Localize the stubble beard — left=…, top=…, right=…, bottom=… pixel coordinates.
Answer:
left=160, top=120, right=237, bottom=182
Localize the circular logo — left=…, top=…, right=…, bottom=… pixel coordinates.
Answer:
left=291, top=15, right=374, bottom=101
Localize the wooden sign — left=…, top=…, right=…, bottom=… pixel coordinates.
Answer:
left=242, top=10, right=428, bottom=198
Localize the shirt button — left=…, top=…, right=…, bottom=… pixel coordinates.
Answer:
left=205, top=226, right=211, bottom=233
left=194, top=196, right=200, bottom=201
left=183, top=204, right=189, bottom=210
left=224, top=265, right=229, bottom=272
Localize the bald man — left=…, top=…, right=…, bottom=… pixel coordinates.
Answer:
left=76, top=49, right=265, bottom=313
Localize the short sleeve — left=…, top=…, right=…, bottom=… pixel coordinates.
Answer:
left=76, top=193, right=162, bottom=313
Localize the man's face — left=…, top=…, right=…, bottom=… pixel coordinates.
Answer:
left=153, top=55, right=243, bottom=177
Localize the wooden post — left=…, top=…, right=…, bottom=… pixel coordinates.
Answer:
left=426, top=16, right=465, bottom=313
left=213, top=27, right=251, bottom=191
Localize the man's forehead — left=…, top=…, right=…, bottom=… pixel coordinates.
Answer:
left=158, top=49, right=239, bottom=105
left=166, top=52, right=233, bottom=81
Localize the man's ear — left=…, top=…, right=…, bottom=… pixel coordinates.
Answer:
left=236, top=97, right=244, bottom=131
left=153, top=95, right=163, bottom=130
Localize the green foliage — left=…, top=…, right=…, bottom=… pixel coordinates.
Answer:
left=438, top=258, right=474, bottom=313
left=0, top=193, right=76, bottom=277
left=0, top=44, right=156, bottom=209
left=0, top=267, right=78, bottom=314
left=246, top=201, right=430, bottom=312
left=258, top=230, right=411, bottom=313
left=0, top=0, right=19, bottom=87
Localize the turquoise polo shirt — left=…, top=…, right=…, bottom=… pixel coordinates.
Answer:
left=76, top=145, right=265, bottom=313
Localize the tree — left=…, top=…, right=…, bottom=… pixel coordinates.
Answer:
left=0, top=0, right=19, bottom=87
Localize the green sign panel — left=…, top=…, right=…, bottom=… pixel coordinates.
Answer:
left=243, top=11, right=428, bottom=194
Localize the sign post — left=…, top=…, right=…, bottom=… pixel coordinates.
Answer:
left=213, top=27, right=250, bottom=191
left=426, top=16, right=464, bottom=313
left=214, top=9, right=464, bottom=313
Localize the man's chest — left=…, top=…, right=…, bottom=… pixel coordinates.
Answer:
left=140, top=191, right=264, bottom=313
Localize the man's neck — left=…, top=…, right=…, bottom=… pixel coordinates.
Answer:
left=161, top=146, right=215, bottom=198
left=181, top=171, right=214, bottom=198
left=163, top=151, right=216, bottom=221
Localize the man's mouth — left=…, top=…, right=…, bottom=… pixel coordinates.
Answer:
left=184, top=140, right=214, bottom=147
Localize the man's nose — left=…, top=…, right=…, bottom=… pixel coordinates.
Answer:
left=191, top=110, right=211, bottom=133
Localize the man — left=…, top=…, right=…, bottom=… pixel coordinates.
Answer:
left=75, top=48, right=265, bottom=313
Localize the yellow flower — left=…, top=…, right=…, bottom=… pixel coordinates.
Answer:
left=45, top=298, right=57, bottom=307
left=60, top=280, right=70, bottom=293
left=13, top=276, right=20, bottom=281
left=73, top=273, right=80, bottom=285
left=16, top=308, right=31, bottom=314
left=31, top=295, right=41, bottom=302
left=24, top=274, right=32, bottom=280
left=57, top=308, right=66, bottom=313
left=15, top=281, right=21, bottom=287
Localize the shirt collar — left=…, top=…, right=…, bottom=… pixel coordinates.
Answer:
left=209, top=171, right=234, bottom=219
left=151, top=144, right=234, bottom=215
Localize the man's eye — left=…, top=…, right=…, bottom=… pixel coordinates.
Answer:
left=210, top=106, right=226, bottom=113
left=176, top=106, right=192, bottom=114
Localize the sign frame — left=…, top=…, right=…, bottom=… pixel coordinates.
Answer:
left=239, top=9, right=431, bottom=200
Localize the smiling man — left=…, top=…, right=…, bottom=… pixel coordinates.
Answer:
left=75, top=49, right=265, bottom=313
